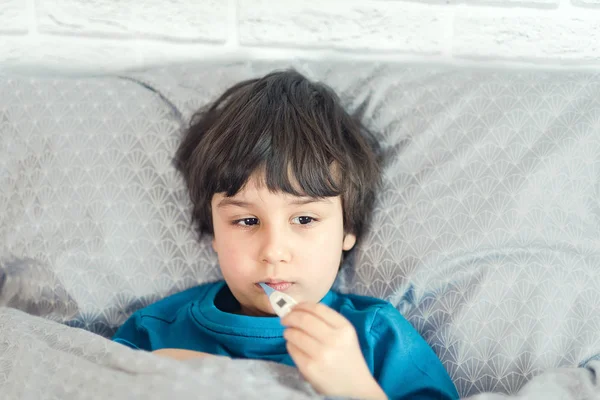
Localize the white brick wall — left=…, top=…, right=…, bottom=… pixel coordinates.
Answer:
left=2, top=0, right=600, bottom=73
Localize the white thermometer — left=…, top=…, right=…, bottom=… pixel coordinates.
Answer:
left=259, top=282, right=297, bottom=317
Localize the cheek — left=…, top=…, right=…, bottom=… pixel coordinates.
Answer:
left=216, top=246, right=256, bottom=289
left=302, top=224, right=345, bottom=265
left=212, top=221, right=254, bottom=278
left=214, top=236, right=251, bottom=270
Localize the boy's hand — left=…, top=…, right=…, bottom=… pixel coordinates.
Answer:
left=152, top=348, right=215, bottom=360
left=281, top=303, right=387, bottom=400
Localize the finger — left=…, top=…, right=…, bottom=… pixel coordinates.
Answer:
left=291, top=302, right=350, bottom=329
left=284, top=327, right=323, bottom=357
left=281, top=309, right=332, bottom=343
left=286, top=340, right=313, bottom=373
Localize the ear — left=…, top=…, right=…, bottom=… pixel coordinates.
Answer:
left=212, top=237, right=218, bottom=254
left=342, top=233, right=357, bottom=251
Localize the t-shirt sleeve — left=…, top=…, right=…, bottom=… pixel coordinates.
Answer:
left=368, top=305, right=459, bottom=400
left=112, top=311, right=152, bottom=351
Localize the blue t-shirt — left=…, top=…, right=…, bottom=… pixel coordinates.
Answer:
left=113, top=281, right=458, bottom=400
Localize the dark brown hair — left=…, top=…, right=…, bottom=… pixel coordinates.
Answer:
left=174, top=69, right=381, bottom=245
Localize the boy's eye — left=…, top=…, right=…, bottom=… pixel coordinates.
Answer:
left=292, top=216, right=315, bottom=225
left=236, top=218, right=259, bottom=226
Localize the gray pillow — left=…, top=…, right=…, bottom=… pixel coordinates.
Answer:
left=0, top=255, right=78, bottom=320
left=0, top=75, right=220, bottom=337
left=333, top=67, right=600, bottom=397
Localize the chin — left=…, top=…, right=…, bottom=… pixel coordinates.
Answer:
left=240, top=303, right=276, bottom=317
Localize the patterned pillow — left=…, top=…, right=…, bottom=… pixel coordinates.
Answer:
left=0, top=75, right=220, bottom=337
left=0, top=255, right=78, bottom=319
left=331, top=67, right=600, bottom=397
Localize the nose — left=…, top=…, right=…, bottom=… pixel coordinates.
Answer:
left=259, top=223, right=292, bottom=265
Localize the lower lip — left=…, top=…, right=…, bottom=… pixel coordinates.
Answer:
left=256, top=282, right=293, bottom=292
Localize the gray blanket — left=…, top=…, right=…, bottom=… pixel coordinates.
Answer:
left=0, top=307, right=318, bottom=400
left=1, top=306, right=599, bottom=400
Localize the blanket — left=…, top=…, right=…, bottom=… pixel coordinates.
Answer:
left=0, top=307, right=317, bottom=400
left=1, top=307, right=599, bottom=400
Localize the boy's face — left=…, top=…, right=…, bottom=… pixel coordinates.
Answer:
left=211, top=173, right=356, bottom=316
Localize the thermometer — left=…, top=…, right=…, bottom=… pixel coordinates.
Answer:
left=259, top=282, right=297, bottom=317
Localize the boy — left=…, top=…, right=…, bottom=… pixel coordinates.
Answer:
left=113, top=70, right=458, bottom=400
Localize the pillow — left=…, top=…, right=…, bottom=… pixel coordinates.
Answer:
left=0, top=75, right=219, bottom=337
left=0, top=255, right=78, bottom=320
left=335, top=67, right=600, bottom=397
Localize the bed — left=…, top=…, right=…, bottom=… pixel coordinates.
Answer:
left=2, top=60, right=600, bottom=399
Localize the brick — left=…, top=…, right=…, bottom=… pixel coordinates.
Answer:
left=572, top=0, right=600, bottom=6
left=453, top=12, right=600, bottom=61
left=238, top=0, right=448, bottom=54
left=0, top=0, right=28, bottom=34
left=465, top=0, right=558, bottom=7
left=0, top=37, right=142, bottom=73
left=135, top=41, right=233, bottom=68
left=37, top=0, right=228, bottom=43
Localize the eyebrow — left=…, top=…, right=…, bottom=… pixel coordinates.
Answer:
left=217, top=197, right=331, bottom=209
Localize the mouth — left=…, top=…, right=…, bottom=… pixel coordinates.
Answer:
left=255, top=281, right=294, bottom=292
